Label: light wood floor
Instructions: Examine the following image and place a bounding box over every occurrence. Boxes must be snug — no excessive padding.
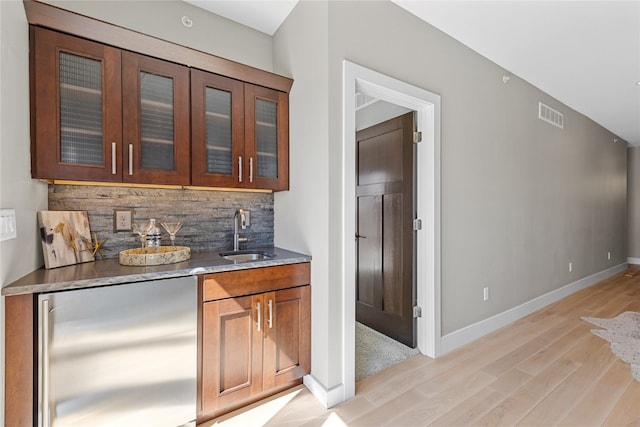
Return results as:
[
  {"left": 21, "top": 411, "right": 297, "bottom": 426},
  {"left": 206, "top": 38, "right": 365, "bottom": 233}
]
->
[{"left": 207, "top": 268, "right": 640, "bottom": 426}]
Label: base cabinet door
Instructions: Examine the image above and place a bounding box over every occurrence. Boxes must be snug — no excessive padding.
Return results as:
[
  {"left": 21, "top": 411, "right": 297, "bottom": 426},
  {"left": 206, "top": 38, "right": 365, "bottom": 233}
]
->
[
  {"left": 201, "top": 295, "right": 263, "bottom": 414},
  {"left": 263, "top": 286, "right": 311, "bottom": 389}
]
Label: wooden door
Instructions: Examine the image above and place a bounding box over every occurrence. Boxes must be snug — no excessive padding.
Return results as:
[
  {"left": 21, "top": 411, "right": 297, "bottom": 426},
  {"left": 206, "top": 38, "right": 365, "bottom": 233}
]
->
[
  {"left": 122, "top": 52, "right": 190, "bottom": 185},
  {"left": 31, "top": 27, "right": 122, "bottom": 181},
  {"left": 201, "top": 295, "right": 263, "bottom": 415},
  {"left": 244, "top": 85, "right": 289, "bottom": 191},
  {"left": 191, "top": 70, "right": 245, "bottom": 187},
  {"left": 356, "top": 112, "right": 416, "bottom": 347},
  {"left": 263, "top": 286, "right": 311, "bottom": 389}
]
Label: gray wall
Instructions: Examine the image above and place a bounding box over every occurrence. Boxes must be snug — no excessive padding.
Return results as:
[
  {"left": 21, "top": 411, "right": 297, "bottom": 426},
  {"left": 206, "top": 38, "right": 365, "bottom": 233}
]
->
[
  {"left": 273, "top": 0, "right": 333, "bottom": 390},
  {"left": 41, "top": 0, "right": 274, "bottom": 72},
  {"left": 628, "top": 147, "right": 640, "bottom": 259},
  {"left": 0, "top": 3, "right": 48, "bottom": 286},
  {"left": 274, "top": 0, "right": 627, "bottom": 391},
  {"left": 331, "top": 0, "right": 627, "bottom": 332}
]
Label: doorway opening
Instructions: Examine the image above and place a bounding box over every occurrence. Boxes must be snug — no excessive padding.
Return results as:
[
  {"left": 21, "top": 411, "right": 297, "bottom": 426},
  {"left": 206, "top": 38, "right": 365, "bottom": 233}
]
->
[
  {"left": 354, "top": 110, "right": 419, "bottom": 380},
  {"left": 342, "top": 60, "right": 441, "bottom": 401}
]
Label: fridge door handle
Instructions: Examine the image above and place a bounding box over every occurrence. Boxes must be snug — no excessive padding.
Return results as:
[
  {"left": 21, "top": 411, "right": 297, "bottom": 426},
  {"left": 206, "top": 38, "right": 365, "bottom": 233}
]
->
[{"left": 39, "top": 298, "right": 50, "bottom": 427}]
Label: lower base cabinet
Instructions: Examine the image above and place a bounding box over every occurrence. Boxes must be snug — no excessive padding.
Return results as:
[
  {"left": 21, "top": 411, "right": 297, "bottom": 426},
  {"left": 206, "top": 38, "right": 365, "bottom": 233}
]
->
[{"left": 198, "top": 263, "right": 311, "bottom": 422}]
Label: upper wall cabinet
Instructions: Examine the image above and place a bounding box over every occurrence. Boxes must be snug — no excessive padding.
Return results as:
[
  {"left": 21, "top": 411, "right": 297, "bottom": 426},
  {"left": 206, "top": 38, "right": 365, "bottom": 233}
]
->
[
  {"left": 122, "top": 52, "right": 190, "bottom": 185},
  {"left": 191, "top": 71, "right": 289, "bottom": 191},
  {"left": 27, "top": 0, "right": 293, "bottom": 192},
  {"left": 244, "top": 85, "right": 289, "bottom": 191},
  {"left": 31, "top": 27, "right": 191, "bottom": 185}
]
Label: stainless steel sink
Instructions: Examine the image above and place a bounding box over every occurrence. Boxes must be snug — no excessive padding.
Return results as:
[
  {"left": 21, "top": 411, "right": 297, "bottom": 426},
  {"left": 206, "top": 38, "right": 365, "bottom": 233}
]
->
[{"left": 219, "top": 250, "right": 276, "bottom": 262}]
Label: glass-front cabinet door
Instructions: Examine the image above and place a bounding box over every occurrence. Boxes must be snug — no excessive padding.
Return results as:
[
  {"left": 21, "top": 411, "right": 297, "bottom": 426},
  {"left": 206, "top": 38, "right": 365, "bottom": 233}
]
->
[
  {"left": 122, "top": 52, "right": 190, "bottom": 185},
  {"left": 244, "top": 86, "right": 289, "bottom": 191},
  {"left": 32, "top": 27, "right": 122, "bottom": 181},
  {"left": 191, "top": 71, "right": 244, "bottom": 187},
  {"left": 31, "top": 27, "right": 289, "bottom": 190}
]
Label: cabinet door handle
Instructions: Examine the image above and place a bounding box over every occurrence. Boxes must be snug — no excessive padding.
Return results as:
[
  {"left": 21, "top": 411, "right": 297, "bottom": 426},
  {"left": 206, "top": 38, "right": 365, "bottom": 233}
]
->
[
  {"left": 256, "top": 301, "right": 261, "bottom": 332},
  {"left": 238, "top": 156, "right": 243, "bottom": 183},
  {"left": 39, "top": 298, "right": 50, "bottom": 427},
  {"left": 128, "top": 144, "right": 134, "bottom": 176},
  {"left": 267, "top": 299, "right": 273, "bottom": 329},
  {"left": 111, "top": 142, "right": 117, "bottom": 175},
  {"left": 249, "top": 157, "right": 254, "bottom": 183}
]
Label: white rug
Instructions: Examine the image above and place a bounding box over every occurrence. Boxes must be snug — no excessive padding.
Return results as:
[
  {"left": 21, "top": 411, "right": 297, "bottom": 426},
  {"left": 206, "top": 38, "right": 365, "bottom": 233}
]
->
[
  {"left": 582, "top": 311, "right": 640, "bottom": 382},
  {"left": 355, "top": 322, "right": 419, "bottom": 381}
]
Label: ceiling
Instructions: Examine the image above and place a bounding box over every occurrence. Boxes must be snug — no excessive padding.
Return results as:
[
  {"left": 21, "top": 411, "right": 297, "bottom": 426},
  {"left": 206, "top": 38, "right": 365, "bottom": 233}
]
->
[{"left": 184, "top": 1, "right": 640, "bottom": 146}]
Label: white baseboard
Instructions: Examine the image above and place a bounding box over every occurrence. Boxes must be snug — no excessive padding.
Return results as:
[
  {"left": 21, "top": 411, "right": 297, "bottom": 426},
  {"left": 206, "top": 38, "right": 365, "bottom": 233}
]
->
[
  {"left": 627, "top": 257, "right": 640, "bottom": 265},
  {"left": 303, "top": 374, "right": 345, "bottom": 409},
  {"left": 439, "top": 263, "right": 627, "bottom": 356}
]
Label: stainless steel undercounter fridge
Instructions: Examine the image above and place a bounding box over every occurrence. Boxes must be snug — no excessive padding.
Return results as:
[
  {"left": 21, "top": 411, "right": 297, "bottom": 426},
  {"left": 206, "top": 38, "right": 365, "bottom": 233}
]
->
[{"left": 37, "top": 276, "right": 197, "bottom": 427}]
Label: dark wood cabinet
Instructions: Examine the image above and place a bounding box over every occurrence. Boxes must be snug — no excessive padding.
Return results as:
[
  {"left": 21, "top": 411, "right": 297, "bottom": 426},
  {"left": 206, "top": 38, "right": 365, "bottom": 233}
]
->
[
  {"left": 199, "top": 263, "right": 310, "bottom": 422},
  {"left": 191, "top": 71, "right": 245, "bottom": 188},
  {"left": 244, "top": 85, "right": 289, "bottom": 191},
  {"left": 31, "top": 27, "right": 190, "bottom": 185},
  {"left": 201, "top": 294, "right": 264, "bottom": 411},
  {"left": 31, "top": 27, "right": 122, "bottom": 182},
  {"left": 122, "top": 52, "right": 190, "bottom": 185},
  {"left": 31, "top": 22, "right": 290, "bottom": 191},
  {"left": 262, "top": 286, "right": 311, "bottom": 388},
  {"left": 191, "top": 70, "right": 289, "bottom": 190}
]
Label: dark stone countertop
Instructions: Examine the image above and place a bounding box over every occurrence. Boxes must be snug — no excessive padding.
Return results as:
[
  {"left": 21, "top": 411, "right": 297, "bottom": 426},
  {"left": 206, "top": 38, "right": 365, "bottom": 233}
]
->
[{"left": 2, "top": 246, "right": 311, "bottom": 296}]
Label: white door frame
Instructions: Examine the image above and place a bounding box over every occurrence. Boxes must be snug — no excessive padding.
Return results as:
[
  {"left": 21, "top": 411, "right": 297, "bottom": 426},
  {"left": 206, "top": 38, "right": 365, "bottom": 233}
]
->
[{"left": 342, "top": 60, "right": 441, "bottom": 402}]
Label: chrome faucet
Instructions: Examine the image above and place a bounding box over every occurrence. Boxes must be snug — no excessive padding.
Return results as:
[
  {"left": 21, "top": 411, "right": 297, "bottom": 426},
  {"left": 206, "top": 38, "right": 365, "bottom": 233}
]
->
[{"left": 233, "top": 208, "right": 249, "bottom": 251}]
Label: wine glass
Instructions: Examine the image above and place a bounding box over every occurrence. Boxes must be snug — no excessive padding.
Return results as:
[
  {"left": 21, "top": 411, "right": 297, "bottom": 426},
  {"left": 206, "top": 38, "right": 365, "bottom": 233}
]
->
[
  {"left": 132, "top": 220, "right": 152, "bottom": 248},
  {"left": 161, "top": 221, "right": 183, "bottom": 246}
]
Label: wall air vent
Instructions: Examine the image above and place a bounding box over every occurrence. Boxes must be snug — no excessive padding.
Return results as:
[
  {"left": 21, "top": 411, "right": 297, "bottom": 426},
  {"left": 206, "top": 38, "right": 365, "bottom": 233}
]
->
[{"left": 538, "top": 102, "right": 564, "bottom": 129}]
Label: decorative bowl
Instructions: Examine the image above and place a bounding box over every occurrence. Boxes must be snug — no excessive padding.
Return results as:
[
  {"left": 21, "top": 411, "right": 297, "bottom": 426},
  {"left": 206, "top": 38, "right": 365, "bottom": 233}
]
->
[{"left": 119, "top": 246, "right": 191, "bottom": 266}]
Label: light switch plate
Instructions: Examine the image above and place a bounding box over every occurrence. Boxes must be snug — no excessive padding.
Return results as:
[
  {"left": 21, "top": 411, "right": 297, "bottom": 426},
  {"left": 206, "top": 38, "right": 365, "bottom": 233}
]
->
[
  {"left": 114, "top": 209, "right": 133, "bottom": 232},
  {"left": 0, "top": 209, "right": 17, "bottom": 241}
]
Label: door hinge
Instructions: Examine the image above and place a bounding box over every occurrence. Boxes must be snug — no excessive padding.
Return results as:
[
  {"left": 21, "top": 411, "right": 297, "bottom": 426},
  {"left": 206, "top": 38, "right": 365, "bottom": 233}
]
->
[
  {"left": 413, "top": 306, "right": 422, "bottom": 318},
  {"left": 413, "top": 218, "right": 422, "bottom": 231},
  {"left": 413, "top": 131, "right": 422, "bottom": 143}
]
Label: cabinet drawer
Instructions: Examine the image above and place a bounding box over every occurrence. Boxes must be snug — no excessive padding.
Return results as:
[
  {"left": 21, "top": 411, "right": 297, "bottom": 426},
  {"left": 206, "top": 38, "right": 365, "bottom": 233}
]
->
[{"left": 201, "top": 263, "right": 310, "bottom": 302}]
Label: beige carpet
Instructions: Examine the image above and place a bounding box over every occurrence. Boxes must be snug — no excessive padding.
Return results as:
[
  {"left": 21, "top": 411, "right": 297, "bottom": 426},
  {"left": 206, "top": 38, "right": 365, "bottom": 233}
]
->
[
  {"left": 582, "top": 311, "right": 640, "bottom": 382},
  {"left": 355, "top": 322, "right": 419, "bottom": 381}
]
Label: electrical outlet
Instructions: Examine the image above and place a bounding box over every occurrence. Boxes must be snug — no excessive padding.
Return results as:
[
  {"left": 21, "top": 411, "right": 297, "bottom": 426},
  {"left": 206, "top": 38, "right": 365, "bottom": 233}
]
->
[
  {"left": 569, "top": 262, "right": 573, "bottom": 272},
  {"left": 114, "top": 209, "right": 133, "bottom": 232},
  {"left": 608, "top": 251, "right": 611, "bottom": 260},
  {"left": 483, "top": 287, "right": 489, "bottom": 301}
]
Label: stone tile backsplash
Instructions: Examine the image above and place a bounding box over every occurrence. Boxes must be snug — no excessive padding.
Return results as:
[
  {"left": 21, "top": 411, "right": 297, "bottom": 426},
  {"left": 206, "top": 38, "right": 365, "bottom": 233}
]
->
[{"left": 48, "top": 185, "right": 274, "bottom": 259}]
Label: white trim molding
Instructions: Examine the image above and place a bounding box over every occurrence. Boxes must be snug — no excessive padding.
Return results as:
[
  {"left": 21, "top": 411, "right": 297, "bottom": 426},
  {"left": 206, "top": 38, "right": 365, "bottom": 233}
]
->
[
  {"left": 440, "top": 263, "right": 628, "bottom": 355},
  {"left": 627, "top": 257, "right": 640, "bottom": 265},
  {"left": 342, "top": 60, "right": 442, "bottom": 404},
  {"left": 303, "top": 375, "right": 344, "bottom": 409}
]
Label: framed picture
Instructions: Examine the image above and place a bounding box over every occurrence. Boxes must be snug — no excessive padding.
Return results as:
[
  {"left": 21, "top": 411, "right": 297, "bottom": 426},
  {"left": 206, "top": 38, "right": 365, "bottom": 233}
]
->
[{"left": 38, "top": 210, "right": 95, "bottom": 269}]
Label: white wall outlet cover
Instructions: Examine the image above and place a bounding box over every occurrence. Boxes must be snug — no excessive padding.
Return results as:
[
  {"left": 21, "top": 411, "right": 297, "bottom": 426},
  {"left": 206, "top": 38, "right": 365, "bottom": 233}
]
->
[{"left": 0, "top": 208, "right": 17, "bottom": 241}]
